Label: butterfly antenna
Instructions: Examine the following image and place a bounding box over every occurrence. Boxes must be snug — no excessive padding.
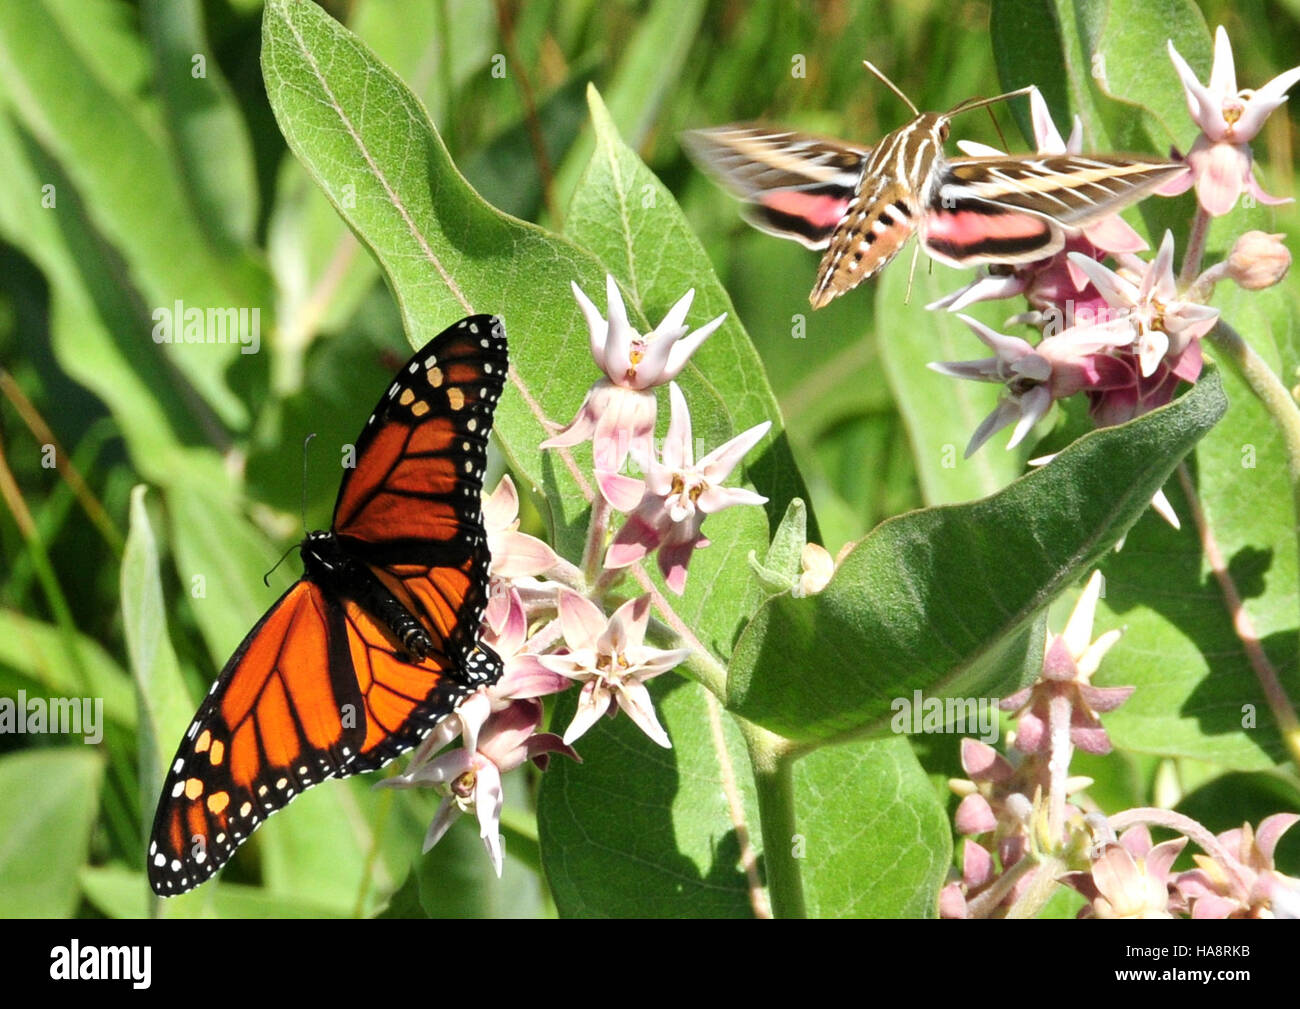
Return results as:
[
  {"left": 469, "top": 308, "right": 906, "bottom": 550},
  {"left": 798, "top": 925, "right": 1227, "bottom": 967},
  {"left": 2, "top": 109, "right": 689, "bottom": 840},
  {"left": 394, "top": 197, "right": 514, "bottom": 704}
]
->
[
  {"left": 862, "top": 60, "right": 918, "bottom": 116},
  {"left": 301, "top": 432, "right": 316, "bottom": 534},
  {"left": 262, "top": 542, "right": 298, "bottom": 587}
]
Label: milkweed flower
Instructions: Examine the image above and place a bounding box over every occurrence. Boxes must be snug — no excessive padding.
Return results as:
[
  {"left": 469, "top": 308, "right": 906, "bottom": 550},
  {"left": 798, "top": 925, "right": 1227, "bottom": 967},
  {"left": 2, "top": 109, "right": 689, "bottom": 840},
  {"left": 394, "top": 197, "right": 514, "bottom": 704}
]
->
[
  {"left": 1069, "top": 231, "right": 1219, "bottom": 378},
  {"left": 482, "top": 474, "right": 561, "bottom": 633},
  {"left": 1000, "top": 571, "right": 1132, "bottom": 756},
  {"left": 1164, "top": 26, "right": 1300, "bottom": 215},
  {"left": 604, "top": 382, "right": 770, "bottom": 592},
  {"left": 928, "top": 314, "right": 1134, "bottom": 456},
  {"left": 1063, "top": 826, "right": 1187, "bottom": 919},
  {"left": 541, "top": 276, "right": 726, "bottom": 480},
  {"left": 382, "top": 698, "right": 577, "bottom": 877},
  {"left": 537, "top": 591, "right": 690, "bottom": 748},
  {"left": 1174, "top": 814, "right": 1300, "bottom": 918}
]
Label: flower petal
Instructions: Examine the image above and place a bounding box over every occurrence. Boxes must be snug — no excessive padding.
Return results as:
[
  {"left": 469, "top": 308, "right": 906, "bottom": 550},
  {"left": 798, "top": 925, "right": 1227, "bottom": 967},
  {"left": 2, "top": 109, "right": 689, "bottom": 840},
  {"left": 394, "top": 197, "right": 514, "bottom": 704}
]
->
[
  {"left": 572, "top": 280, "right": 610, "bottom": 372},
  {"left": 555, "top": 587, "right": 608, "bottom": 649},
  {"left": 697, "top": 421, "right": 772, "bottom": 483},
  {"left": 614, "top": 679, "right": 672, "bottom": 748}
]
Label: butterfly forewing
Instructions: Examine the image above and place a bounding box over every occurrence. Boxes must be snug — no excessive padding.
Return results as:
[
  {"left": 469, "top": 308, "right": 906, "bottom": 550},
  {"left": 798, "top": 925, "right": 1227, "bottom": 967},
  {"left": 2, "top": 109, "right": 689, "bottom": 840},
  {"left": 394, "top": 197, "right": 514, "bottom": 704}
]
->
[{"left": 148, "top": 315, "right": 508, "bottom": 896}]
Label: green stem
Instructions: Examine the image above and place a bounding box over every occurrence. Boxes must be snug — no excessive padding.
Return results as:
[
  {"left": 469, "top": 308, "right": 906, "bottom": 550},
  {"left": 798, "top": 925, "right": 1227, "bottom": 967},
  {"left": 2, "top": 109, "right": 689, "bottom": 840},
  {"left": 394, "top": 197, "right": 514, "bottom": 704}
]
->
[
  {"left": 1204, "top": 319, "right": 1300, "bottom": 765},
  {"left": 742, "top": 721, "right": 805, "bottom": 919}
]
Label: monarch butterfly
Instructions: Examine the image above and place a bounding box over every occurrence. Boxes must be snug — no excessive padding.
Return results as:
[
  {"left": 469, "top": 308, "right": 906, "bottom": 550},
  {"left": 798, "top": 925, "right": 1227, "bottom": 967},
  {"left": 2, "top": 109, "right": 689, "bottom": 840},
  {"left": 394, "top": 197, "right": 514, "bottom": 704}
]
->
[{"left": 147, "top": 315, "right": 508, "bottom": 896}]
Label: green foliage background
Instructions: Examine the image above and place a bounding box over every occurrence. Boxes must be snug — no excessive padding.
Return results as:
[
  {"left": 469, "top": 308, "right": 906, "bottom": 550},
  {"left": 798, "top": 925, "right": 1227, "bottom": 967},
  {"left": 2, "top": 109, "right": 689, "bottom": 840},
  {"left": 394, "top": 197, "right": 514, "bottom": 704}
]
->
[{"left": 0, "top": 0, "right": 1297, "bottom": 918}]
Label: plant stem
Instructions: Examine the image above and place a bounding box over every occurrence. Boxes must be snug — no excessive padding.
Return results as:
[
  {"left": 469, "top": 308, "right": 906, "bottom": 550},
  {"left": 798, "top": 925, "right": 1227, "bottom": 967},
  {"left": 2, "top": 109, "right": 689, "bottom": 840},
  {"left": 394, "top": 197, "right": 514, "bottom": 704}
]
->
[
  {"left": 742, "top": 721, "right": 805, "bottom": 919},
  {"left": 580, "top": 493, "right": 611, "bottom": 586},
  {"left": 1202, "top": 319, "right": 1300, "bottom": 765},
  {"left": 1179, "top": 206, "right": 1212, "bottom": 288}
]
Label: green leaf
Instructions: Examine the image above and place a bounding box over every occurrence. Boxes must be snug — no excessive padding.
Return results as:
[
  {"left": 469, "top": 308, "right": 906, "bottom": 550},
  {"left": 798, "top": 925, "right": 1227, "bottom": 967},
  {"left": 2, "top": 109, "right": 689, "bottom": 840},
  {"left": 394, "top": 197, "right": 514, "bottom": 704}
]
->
[
  {"left": 142, "top": 0, "right": 259, "bottom": 249},
  {"left": 796, "top": 738, "right": 951, "bottom": 918},
  {"left": 749, "top": 498, "right": 808, "bottom": 594},
  {"left": 727, "top": 371, "right": 1227, "bottom": 742},
  {"left": 0, "top": 609, "right": 135, "bottom": 730},
  {"left": 0, "top": 750, "right": 103, "bottom": 917},
  {"left": 121, "top": 485, "right": 194, "bottom": 836},
  {"left": 539, "top": 676, "right": 760, "bottom": 917},
  {"left": 1095, "top": 359, "right": 1300, "bottom": 768}
]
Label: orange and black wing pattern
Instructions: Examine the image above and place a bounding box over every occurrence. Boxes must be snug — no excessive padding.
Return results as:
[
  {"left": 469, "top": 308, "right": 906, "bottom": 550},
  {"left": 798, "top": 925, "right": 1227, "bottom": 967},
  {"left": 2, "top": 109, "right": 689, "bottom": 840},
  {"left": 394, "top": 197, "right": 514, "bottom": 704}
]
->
[{"left": 148, "top": 315, "right": 508, "bottom": 896}]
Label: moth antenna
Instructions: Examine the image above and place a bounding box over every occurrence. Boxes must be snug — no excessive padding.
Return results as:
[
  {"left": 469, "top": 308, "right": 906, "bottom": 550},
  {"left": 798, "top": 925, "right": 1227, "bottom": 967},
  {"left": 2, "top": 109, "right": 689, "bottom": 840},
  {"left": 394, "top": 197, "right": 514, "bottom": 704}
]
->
[
  {"left": 862, "top": 60, "right": 919, "bottom": 116},
  {"left": 945, "top": 86, "right": 1035, "bottom": 123}
]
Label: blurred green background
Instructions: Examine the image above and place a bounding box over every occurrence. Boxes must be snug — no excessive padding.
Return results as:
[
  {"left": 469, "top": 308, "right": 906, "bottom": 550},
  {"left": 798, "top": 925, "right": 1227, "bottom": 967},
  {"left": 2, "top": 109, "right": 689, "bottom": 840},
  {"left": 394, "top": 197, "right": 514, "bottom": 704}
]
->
[{"left": 0, "top": 0, "right": 1297, "bottom": 917}]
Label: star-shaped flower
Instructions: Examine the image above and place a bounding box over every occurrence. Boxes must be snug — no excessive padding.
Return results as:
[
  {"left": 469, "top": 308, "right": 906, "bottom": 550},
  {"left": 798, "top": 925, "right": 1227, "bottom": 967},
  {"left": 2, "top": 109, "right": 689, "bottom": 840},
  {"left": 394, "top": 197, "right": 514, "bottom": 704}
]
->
[
  {"left": 1063, "top": 826, "right": 1186, "bottom": 919},
  {"left": 482, "top": 474, "right": 560, "bottom": 634},
  {"left": 541, "top": 276, "right": 726, "bottom": 479},
  {"left": 1001, "top": 571, "right": 1133, "bottom": 755},
  {"left": 603, "top": 382, "right": 770, "bottom": 593},
  {"left": 383, "top": 699, "right": 577, "bottom": 877},
  {"left": 1068, "top": 231, "right": 1219, "bottom": 378},
  {"left": 928, "top": 314, "right": 1134, "bottom": 456},
  {"left": 538, "top": 591, "right": 690, "bottom": 748},
  {"left": 1164, "top": 27, "right": 1300, "bottom": 215}
]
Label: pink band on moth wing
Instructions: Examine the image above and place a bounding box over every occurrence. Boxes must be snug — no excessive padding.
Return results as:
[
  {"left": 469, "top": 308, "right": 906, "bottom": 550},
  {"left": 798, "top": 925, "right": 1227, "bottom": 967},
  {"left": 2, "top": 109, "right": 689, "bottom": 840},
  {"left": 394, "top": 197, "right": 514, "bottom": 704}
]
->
[
  {"left": 924, "top": 209, "right": 1052, "bottom": 247},
  {"left": 759, "top": 190, "right": 851, "bottom": 229}
]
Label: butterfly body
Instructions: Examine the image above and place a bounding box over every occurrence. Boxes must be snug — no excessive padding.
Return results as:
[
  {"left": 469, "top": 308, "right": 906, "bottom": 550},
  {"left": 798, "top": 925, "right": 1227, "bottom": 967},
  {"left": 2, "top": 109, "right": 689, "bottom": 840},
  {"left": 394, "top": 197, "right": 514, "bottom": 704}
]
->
[
  {"left": 148, "top": 315, "right": 507, "bottom": 896},
  {"left": 685, "top": 92, "right": 1186, "bottom": 308}
]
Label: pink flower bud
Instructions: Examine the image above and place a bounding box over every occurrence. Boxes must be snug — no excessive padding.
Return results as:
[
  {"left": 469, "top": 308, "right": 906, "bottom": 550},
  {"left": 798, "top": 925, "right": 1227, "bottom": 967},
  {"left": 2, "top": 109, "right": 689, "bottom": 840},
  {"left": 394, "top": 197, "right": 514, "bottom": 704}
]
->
[{"left": 1227, "top": 231, "right": 1291, "bottom": 291}]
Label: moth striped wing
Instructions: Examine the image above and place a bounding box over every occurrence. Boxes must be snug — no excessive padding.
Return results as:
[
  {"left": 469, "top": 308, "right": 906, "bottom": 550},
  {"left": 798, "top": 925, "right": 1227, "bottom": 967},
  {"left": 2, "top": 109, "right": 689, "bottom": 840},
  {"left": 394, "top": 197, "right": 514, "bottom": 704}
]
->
[
  {"left": 682, "top": 125, "right": 868, "bottom": 249},
  {"left": 923, "top": 154, "right": 1187, "bottom": 266}
]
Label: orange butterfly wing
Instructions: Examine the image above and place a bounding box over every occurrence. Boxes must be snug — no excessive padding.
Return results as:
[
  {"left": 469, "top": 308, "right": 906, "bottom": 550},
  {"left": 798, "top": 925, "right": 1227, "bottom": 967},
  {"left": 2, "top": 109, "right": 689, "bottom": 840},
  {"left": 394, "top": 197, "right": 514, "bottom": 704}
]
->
[{"left": 148, "top": 316, "right": 508, "bottom": 896}]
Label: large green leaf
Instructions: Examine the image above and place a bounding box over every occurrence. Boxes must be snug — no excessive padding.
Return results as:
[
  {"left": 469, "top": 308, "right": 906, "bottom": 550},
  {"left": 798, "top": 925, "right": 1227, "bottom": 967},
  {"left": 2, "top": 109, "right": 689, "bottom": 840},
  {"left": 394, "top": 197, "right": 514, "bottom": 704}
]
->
[
  {"left": 120, "top": 486, "right": 195, "bottom": 837},
  {"left": 563, "top": 85, "right": 811, "bottom": 645},
  {"left": 0, "top": 750, "right": 103, "bottom": 917},
  {"left": 796, "top": 738, "right": 951, "bottom": 918},
  {"left": 539, "top": 675, "right": 762, "bottom": 917},
  {"left": 0, "top": 0, "right": 270, "bottom": 429},
  {"left": 727, "top": 371, "right": 1227, "bottom": 741}
]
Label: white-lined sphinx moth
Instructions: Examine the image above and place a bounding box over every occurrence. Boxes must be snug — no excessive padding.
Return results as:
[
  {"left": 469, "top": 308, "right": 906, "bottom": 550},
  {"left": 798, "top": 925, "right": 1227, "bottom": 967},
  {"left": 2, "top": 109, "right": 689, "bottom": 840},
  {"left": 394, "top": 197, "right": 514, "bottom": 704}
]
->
[{"left": 684, "top": 63, "right": 1187, "bottom": 308}]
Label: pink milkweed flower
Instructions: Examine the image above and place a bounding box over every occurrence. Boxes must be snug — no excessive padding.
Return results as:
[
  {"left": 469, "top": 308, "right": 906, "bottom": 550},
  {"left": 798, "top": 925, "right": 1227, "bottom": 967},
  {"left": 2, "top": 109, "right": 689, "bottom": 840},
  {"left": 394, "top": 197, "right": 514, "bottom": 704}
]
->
[
  {"left": 538, "top": 591, "right": 690, "bottom": 748},
  {"left": 1063, "top": 826, "right": 1186, "bottom": 919},
  {"left": 541, "top": 275, "right": 727, "bottom": 479},
  {"left": 1068, "top": 231, "right": 1219, "bottom": 378},
  {"left": 1001, "top": 571, "right": 1133, "bottom": 756},
  {"left": 603, "top": 382, "right": 770, "bottom": 593},
  {"left": 928, "top": 314, "right": 1134, "bottom": 456},
  {"left": 482, "top": 474, "right": 561, "bottom": 634},
  {"left": 1164, "top": 27, "right": 1300, "bottom": 215},
  {"left": 1175, "top": 814, "right": 1300, "bottom": 918},
  {"left": 383, "top": 699, "right": 578, "bottom": 877}
]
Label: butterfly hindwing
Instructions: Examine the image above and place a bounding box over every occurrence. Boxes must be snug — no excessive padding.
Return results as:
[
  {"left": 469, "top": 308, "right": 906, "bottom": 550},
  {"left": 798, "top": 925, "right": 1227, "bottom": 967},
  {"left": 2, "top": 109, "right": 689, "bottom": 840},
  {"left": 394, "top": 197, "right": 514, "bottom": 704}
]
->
[
  {"left": 148, "top": 315, "right": 508, "bottom": 896},
  {"left": 147, "top": 581, "right": 363, "bottom": 895}
]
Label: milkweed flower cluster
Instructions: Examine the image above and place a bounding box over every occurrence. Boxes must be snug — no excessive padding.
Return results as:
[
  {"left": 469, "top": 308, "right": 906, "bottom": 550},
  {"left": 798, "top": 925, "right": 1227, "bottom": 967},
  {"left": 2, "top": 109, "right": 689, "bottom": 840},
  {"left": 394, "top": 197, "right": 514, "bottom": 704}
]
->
[
  {"left": 940, "top": 573, "right": 1300, "bottom": 919},
  {"left": 928, "top": 32, "right": 1293, "bottom": 462},
  {"left": 388, "top": 275, "right": 770, "bottom": 875}
]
